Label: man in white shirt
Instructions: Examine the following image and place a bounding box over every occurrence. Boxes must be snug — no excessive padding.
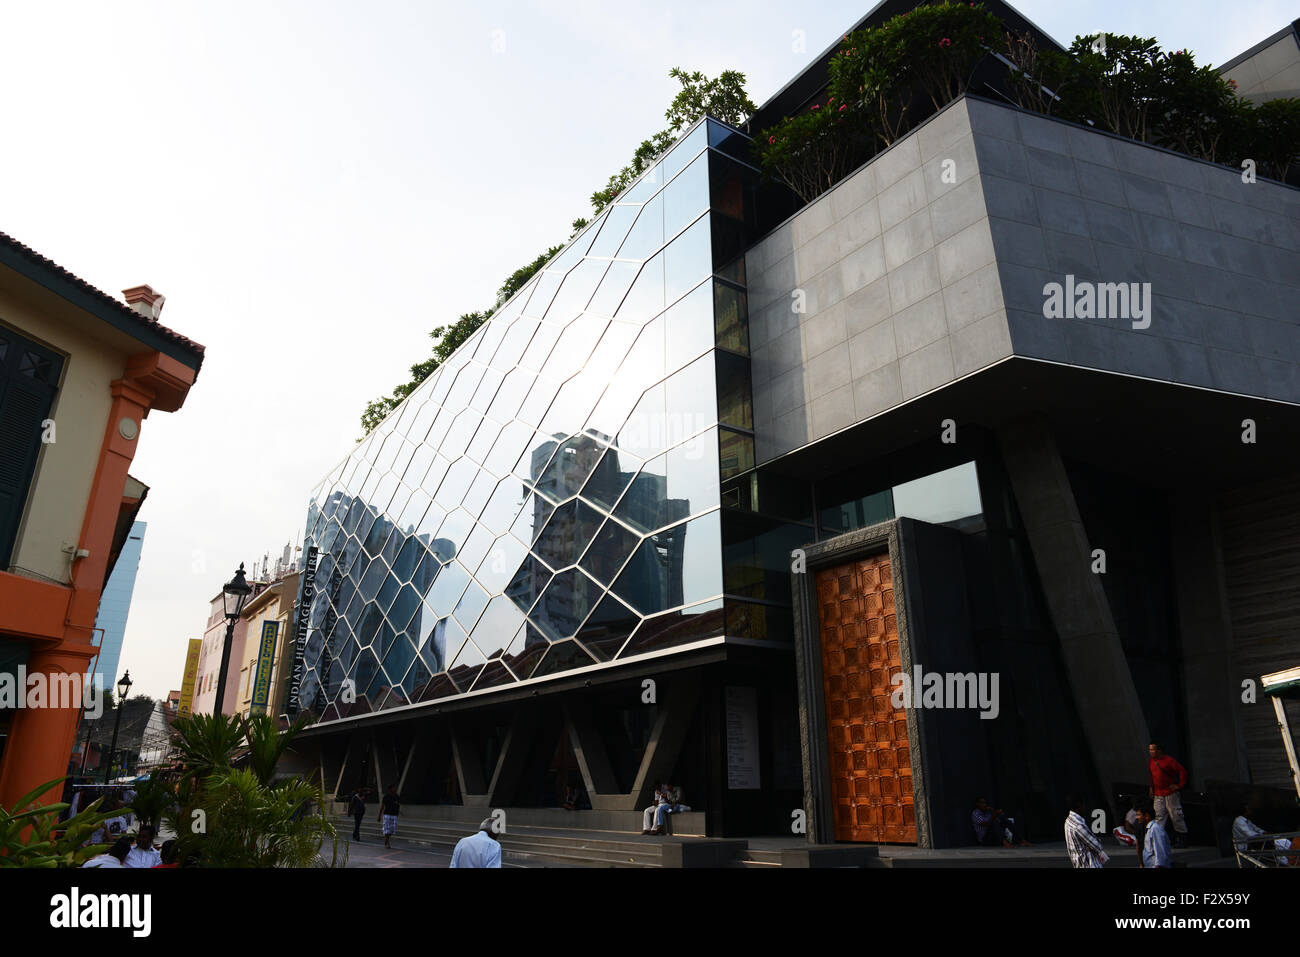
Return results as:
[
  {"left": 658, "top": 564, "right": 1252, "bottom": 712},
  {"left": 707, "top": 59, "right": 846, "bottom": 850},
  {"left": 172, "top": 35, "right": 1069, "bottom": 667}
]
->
[
  {"left": 125, "top": 825, "right": 162, "bottom": 869},
  {"left": 1064, "top": 795, "right": 1108, "bottom": 868},
  {"left": 83, "top": 837, "right": 132, "bottom": 868},
  {"left": 450, "top": 818, "right": 502, "bottom": 868}
]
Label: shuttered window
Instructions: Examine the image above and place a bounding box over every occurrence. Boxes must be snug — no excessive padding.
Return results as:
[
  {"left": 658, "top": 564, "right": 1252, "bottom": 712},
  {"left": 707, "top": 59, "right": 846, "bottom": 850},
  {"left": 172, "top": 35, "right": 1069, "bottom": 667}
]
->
[{"left": 0, "top": 325, "right": 63, "bottom": 568}]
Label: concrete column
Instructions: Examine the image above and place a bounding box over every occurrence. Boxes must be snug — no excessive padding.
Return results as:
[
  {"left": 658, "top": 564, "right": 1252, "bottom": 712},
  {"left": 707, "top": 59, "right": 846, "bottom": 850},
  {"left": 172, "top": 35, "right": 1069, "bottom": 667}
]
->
[
  {"left": 564, "top": 699, "right": 622, "bottom": 810},
  {"left": 623, "top": 674, "right": 701, "bottom": 812},
  {"left": 486, "top": 708, "right": 538, "bottom": 806},
  {"left": 450, "top": 720, "right": 489, "bottom": 807},
  {"left": 997, "top": 417, "right": 1149, "bottom": 799},
  {"left": 1171, "top": 492, "right": 1248, "bottom": 785}
]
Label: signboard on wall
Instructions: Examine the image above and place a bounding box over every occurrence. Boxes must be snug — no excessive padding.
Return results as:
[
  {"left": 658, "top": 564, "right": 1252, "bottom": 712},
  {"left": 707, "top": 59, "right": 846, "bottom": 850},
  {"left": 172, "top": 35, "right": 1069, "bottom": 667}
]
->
[
  {"left": 286, "top": 545, "right": 318, "bottom": 718},
  {"left": 726, "top": 685, "right": 761, "bottom": 790},
  {"left": 177, "top": 639, "right": 202, "bottom": 718},
  {"left": 249, "top": 620, "right": 280, "bottom": 715}
]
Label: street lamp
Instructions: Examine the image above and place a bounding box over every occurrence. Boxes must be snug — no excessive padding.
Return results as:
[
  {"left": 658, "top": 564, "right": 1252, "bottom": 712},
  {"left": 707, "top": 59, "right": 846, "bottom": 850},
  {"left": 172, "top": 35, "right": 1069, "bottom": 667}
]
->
[
  {"left": 103, "top": 670, "right": 132, "bottom": 784},
  {"left": 213, "top": 563, "right": 252, "bottom": 718}
]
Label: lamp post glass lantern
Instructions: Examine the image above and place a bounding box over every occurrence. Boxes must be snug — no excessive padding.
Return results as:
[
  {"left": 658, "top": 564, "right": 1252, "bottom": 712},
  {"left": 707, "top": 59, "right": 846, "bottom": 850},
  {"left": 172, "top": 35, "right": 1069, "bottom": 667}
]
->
[
  {"left": 214, "top": 563, "right": 252, "bottom": 718},
  {"left": 104, "top": 669, "right": 132, "bottom": 784}
]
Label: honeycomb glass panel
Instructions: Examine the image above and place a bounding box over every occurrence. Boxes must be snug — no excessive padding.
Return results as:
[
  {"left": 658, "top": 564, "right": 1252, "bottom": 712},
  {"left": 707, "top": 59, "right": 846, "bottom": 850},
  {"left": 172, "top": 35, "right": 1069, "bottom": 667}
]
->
[
  {"left": 612, "top": 510, "right": 723, "bottom": 615},
  {"left": 532, "top": 568, "right": 603, "bottom": 641},
  {"left": 296, "top": 118, "right": 731, "bottom": 725},
  {"left": 534, "top": 499, "right": 603, "bottom": 571}
]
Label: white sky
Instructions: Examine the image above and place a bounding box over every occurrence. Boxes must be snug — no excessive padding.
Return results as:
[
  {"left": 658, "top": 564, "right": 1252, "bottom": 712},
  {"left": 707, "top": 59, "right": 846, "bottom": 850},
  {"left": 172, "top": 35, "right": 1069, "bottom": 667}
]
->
[{"left": 0, "top": 0, "right": 1288, "bottom": 699}]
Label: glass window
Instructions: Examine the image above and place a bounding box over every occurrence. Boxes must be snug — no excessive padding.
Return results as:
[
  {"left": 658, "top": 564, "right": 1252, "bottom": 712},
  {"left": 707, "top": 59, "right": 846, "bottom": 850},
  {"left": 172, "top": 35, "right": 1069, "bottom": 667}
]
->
[
  {"left": 664, "top": 353, "right": 717, "bottom": 446},
  {"left": 522, "top": 267, "right": 564, "bottom": 320},
  {"left": 666, "top": 428, "right": 720, "bottom": 519},
  {"left": 716, "top": 352, "right": 753, "bottom": 430},
  {"left": 664, "top": 280, "right": 713, "bottom": 371},
  {"left": 425, "top": 560, "right": 470, "bottom": 615},
  {"left": 579, "top": 445, "right": 640, "bottom": 513},
  {"left": 612, "top": 509, "right": 723, "bottom": 615},
  {"left": 510, "top": 493, "right": 555, "bottom": 547},
  {"left": 505, "top": 555, "right": 552, "bottom": 614},
  {"left": 586, "top": 260, "right": 639, "bottom": 318},
  {"left": 495, "top": 318, "right": 540, "bottom": 368},
  {"left": 465, "top": 417, "right": 504, "bottom": 466},
  {"left": 661, "top": 122, "right": 708, "bottom": 183},
  {"left": 893, "top": 461, "right": 984, "bottom": 527},
  {"left": 575, "top": 593, "right": 641, "bottom": 661},
  {"left": 719, "top": 429, "right": 754, "bottom": 481},
  {"left": 663, "top": 152, "right": 710, "bottom": 242},
  {"left": 434, "top": 508, "right": 475, "bottom": 558},
  {"left": 587, "top": 204, "right": 640, "bottom": 259},
  {"left": 664, "top": 216, "right": 711, "bottom": 308},
  {"left": 478, "top": 476, "right": 529, "bottom": 531},
  {"left": 474, "top": 533, "right": 528, "bottom": 595},
  {"left": 532, "top": 569, "right": 603, "bottom": 642},
  {"left": 714, "top": 282, "right": 750, "bottom": 355},
  {"left": 502, "top": 624, "right": 550, "bottom": 681},
  {"left": 531, "top": 640, "right": 597, "bottom": 678},
  {"left": 458, "top": 521, "right": 496, "bottom": 574},
  {"left": 618, "top": 384, "right": 666, "bottom": 462},
  {"left": 454, "top": 579, "right": 490, "bottom": 632},
  {"left": 616, "top": 161, "right": 664, "bottom": 206},
  {"left": 526, "top": 432, "right": 599, "bottom": 503},
  {"left": 487, "top": 368, "right": 537, "bottom": 423},
  {"left": 617, "top": 193, "right": 664, "bottom": 262},
  {"left": 579, "top": 517, "right": 641, "bottom": 587},
  {"left": 543, "top": 259, "right": 608, "bottom": 324},
  {"left": 619, "top": 597, "right": 724, "bottom": 657},
  {"left": 534, "top": 499, "right": 603, "bottom": 571},
  {"left": 469, "top": 366, "right": 505, "bottom": 414},
  {"left": 615, "top": 254, "right": 665, "bottom": 325}
]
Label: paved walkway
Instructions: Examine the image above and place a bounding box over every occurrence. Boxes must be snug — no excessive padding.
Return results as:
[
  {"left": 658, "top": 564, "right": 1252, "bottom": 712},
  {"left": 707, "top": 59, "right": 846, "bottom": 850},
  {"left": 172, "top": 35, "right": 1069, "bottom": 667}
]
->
[{"left": 340, "top": 836, "right": 543, "bottom": 868}]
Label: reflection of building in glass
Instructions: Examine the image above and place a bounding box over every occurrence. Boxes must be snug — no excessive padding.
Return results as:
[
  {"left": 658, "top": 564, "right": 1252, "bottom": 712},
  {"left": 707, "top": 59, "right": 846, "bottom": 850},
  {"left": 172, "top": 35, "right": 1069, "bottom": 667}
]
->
[{"left": 290, "top": 1, "right": 1300, "bottom": 849}]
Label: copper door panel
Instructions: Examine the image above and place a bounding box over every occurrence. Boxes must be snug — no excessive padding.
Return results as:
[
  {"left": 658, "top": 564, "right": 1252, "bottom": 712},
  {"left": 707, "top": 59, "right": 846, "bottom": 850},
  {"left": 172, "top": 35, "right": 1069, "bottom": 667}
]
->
[{"left": 816, "top": 555, "right": 916, "bottom": 843}]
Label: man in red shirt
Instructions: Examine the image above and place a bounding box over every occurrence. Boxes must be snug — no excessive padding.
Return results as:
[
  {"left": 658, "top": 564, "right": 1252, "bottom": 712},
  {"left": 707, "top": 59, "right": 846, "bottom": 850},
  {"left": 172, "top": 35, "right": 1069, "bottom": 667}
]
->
[{"left": 1148, "top": 742, "right": 1189, "bottom": 848}]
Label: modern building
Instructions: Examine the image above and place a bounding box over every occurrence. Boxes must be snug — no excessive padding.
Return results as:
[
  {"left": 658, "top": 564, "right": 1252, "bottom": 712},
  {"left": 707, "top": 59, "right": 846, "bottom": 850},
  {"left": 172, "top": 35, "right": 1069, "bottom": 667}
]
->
[
  {"left": 290, "top": 2, "right": 1300, "bottom": 846},
  {"left": 0, "top": 234, "right": 203, "bottom": 810},
  {"left": 88, "top": 519, "right": 147, "bottom": 693}
]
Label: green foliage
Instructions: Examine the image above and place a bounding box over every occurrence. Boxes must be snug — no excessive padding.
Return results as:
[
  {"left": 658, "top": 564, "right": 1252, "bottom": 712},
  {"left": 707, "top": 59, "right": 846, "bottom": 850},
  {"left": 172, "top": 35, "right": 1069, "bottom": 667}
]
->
[
  {"left": 172, "top": 768, "right": 339, "bottom": 869},
  {"left": 757, "top": 103, "right": 868, "bottom": 203},
  {"left": 241, "top": 712, "right": 314, "bottom": 787},
  {"left": 1249, "top": 97, "right": 1300, "bottom": 181},
  {"left": 169, "top": 712, "right": 246, "bottom": 792},
  {"left": 497, "top": 246, "right": 564, "bottom": 307},
  {"left": 591, "top": 68, "right": 757, "bottom": 214},
  {"left": 163, "top": 712, "right": 339, "bottom": 867},
  {"left": 0, "top": 777, "right": 113, "bottom": 868},
  {"left": 664, "top": 67, "right": 757, "bottom": 132},
  {"left": 128, "top": 773, "right": 176, "bottom": 833}
]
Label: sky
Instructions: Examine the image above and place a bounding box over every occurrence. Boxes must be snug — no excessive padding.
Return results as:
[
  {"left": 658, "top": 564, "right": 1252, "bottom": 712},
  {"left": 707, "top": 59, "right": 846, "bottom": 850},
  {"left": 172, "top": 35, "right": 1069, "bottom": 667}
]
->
[{"left": 0, "top": 0, "right": 1290, "bottom": 699}]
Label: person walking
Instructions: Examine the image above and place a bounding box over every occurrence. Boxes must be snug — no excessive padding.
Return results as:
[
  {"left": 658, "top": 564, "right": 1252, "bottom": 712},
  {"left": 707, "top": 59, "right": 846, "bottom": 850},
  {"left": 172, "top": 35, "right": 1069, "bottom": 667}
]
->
[
  {"left": 1147, "top": 742, "right": 1189, "bottom": 848},
  {"left": 1063, "top": 795, "right": 1108, "bottom": 868},
  {"left": 378, "top": 785, "right": 400, "bottom": 850},
  {"left": 348, "top": 787, "right": 367, "bottom": 842},
  {"left": 450, "top": 818, "right": 502, "bottom": 868}
]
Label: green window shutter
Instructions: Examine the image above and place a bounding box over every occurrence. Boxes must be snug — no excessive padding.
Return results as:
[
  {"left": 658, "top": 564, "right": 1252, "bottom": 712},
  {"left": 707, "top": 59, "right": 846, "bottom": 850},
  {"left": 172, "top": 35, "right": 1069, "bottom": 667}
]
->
[{"left": 0, "top": 326, "right": 63, "bottom": 568}]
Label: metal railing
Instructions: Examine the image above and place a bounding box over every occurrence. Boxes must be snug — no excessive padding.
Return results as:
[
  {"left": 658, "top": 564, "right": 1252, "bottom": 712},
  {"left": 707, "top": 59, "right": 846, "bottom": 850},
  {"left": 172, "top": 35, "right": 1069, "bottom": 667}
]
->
[{"left": 1234, "top": 829, "right": 1300, "bottom": 867}]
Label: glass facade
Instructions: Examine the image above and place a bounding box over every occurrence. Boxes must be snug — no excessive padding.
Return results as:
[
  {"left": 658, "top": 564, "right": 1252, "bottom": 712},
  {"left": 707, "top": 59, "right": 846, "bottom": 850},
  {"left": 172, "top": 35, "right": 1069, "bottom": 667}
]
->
[{"left": 297, "top": 118, "right": 762, "bottom": 723}]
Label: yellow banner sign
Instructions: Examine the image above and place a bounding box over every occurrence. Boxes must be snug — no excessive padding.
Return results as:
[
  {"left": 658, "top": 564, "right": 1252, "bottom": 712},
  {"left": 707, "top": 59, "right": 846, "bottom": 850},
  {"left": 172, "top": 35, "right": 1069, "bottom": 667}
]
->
[{"left": 177, "top": 638, "right": 202, "bottom": 717}]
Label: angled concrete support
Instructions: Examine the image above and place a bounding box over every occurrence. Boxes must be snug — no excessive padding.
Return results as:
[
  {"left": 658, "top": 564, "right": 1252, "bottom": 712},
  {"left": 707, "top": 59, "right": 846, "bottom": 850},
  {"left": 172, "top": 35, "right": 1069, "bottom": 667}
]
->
[
  {"left": 997, "top": 417, "right": 1149, "bottom": 801},
  {"left": 398, "top": 726, "right": 441, "bottom": 796},
  {"left": 372, "top": 732, "right": 400, "bottom": 795},
  {"left": 564, "top": 700, "right": 622, "bottom": 810},
  {"left": 486, "top": 707, "right": 539, "bottom": 807},
  {"left": 333, "top": 732, "right": 369, "bottom": 796},
  {"left": 619, "top": 673, "right": 702, "bottom": 812},
  {"left": 451, "top": 720, "right": 490, "bottom": 808}
]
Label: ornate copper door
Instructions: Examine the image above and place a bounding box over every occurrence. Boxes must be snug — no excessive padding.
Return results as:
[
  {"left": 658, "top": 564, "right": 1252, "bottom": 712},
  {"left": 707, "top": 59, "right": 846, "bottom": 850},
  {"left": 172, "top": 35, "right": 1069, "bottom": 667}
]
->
[{"left": 816, "top": 554, "right": 915, "bottom": 843}]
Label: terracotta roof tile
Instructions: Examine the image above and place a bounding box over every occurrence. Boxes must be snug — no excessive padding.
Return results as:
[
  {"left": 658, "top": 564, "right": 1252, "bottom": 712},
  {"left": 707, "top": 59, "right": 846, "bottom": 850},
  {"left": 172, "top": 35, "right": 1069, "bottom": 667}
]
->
[{"left": 0, "top": 230, "right": 206, "bottom": 370}]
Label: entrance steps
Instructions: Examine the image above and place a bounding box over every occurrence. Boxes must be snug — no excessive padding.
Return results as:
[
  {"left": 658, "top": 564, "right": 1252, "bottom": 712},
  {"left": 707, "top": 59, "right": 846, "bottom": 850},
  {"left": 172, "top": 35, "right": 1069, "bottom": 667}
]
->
[{"left": 331, "top": 806, "right": 1227, "bottom": 868}]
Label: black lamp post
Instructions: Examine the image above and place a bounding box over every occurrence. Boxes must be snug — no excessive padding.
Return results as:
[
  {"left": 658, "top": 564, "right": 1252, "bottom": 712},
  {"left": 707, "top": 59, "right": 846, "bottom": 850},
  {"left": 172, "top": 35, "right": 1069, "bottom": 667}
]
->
[
  {"left": 103, "top": 670, "right": 132, "bottom": 784},
  {"left": 213, "top": 563, "right": 252, "bottom": 718}
]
